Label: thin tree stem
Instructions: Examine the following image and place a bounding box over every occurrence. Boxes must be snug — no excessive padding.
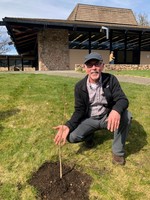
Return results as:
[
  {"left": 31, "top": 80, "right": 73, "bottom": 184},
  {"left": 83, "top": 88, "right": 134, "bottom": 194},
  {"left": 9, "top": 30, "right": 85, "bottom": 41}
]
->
[
  {"left": 59, "top": 143, "right": 62, "bottom": 179},
  {"left": 58, "top": 84, "right": 66, "bottom": 179}
]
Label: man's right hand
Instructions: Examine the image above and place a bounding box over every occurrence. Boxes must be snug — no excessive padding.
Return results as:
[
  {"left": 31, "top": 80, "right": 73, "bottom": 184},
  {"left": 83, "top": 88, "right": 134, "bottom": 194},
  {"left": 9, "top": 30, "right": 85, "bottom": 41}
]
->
[{"left": 53, "top": 125, "right": 70, "bottom": 146}]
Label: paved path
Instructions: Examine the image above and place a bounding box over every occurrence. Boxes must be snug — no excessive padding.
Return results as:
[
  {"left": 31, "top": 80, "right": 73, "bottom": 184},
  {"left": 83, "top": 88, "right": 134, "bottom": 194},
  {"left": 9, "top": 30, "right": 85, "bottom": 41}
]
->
[
  {"left": 1, "top": 70, "right": 150, "bottom": 85},
  {"left": 33, "top": 70, "right": 150, "bottom": 86}
]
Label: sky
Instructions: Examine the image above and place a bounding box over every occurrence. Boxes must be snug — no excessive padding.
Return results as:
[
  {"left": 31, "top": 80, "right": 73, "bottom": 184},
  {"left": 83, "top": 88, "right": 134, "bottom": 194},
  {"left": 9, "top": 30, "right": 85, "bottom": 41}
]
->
[{"left": 0, "top": 0, "right": 150, "bottom": 54}]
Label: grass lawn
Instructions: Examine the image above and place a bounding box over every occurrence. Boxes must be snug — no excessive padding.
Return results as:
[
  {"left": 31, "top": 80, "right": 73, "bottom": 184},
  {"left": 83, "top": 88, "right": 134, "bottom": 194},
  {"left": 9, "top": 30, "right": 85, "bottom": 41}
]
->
[
  {"left": 106, "top": 69, "right": 150, "bottom": 78},
  {"left": 0, "top": 73, "right": 150, "bottom": 200}
]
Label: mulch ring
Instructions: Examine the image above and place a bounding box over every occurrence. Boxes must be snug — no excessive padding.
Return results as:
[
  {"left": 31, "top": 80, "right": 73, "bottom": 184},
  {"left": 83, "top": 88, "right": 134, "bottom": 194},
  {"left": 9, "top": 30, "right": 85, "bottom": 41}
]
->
[{"left": 29, "top": 161, "right": 92, "bottom": 200}]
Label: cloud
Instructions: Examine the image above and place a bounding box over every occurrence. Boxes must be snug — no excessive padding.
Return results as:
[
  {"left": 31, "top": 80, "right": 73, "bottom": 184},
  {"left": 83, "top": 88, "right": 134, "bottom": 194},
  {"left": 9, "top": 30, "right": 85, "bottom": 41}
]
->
[{"left": 0, "top": 0, "right": 71, "bottom": 20}]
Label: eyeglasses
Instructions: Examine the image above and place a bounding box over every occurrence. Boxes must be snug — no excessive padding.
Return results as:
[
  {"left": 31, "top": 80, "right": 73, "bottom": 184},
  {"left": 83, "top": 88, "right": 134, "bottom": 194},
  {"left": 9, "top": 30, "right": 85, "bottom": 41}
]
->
[{"left": 86, "top": 61, "right": 103, "bottom": 68}]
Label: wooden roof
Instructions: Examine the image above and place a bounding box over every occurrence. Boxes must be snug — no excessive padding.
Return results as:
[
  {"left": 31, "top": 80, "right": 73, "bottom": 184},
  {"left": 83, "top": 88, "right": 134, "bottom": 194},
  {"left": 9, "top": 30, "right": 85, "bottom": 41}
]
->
[
  {"left": 2, "top": 4, "right": 150, "bottom": 55},
  {"left": 68, "top": 4, "right": 138, "bottom": 26}
]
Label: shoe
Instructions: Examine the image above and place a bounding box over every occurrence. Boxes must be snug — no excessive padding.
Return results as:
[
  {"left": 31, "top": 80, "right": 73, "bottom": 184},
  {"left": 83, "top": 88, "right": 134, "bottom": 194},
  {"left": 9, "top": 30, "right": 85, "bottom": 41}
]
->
[
  {"left": 112, "top": 153, "right": 125, "bottom": 165},
  {"left": 84, "top": 138, "right": 95, "bottom": 148}
]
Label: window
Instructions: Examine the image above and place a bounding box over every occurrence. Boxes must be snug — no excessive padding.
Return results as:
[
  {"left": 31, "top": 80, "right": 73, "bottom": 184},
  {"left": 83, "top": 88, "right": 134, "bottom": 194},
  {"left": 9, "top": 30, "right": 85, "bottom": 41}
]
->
[{"left": 0, "top": 59, "right": 7, "bottom": 67}]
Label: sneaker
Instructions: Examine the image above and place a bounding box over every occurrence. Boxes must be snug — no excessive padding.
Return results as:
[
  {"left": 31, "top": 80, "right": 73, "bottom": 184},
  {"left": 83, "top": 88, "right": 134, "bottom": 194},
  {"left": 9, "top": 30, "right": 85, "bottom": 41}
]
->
[{"left": 112, "top": 153, "right": 125, "bottom": 165}]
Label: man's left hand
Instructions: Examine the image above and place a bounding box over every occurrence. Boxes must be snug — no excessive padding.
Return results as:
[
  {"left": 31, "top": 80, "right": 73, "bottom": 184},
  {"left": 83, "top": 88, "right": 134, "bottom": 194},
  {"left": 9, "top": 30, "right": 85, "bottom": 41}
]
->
[{"left": 106, "top": 110, "right": 121, "bottom": 132}]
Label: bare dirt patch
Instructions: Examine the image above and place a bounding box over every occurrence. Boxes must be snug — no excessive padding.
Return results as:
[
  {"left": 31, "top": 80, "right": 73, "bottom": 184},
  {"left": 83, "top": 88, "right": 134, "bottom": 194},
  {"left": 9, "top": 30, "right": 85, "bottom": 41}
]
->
[{"left": 29, "top": 162, "right": 92, "bottom": 200}]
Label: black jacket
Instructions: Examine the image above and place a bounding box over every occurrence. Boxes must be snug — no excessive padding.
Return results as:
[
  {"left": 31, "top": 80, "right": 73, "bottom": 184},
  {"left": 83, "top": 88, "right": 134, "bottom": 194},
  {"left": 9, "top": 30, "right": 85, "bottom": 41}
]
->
[{"left": 66, "top": 72, "right": 129, "bottom": 132}]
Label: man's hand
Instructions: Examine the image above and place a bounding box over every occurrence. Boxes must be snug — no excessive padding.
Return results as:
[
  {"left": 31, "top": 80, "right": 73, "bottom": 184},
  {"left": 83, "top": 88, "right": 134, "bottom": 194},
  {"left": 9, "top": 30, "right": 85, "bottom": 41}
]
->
[
  {"left": 106, "top": 110, "right": 121, "bottom": 132},
  {"left": 53, "top": 125, "right": 70, "bottom": 145}
]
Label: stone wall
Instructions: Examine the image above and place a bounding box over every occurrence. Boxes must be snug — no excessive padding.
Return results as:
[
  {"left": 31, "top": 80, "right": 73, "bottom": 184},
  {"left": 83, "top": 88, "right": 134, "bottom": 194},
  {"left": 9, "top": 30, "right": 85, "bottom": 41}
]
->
[
  {"left": 38, "top": 29, "right": 69, "bottom": 70},
  {"left": 105, "top": 64, "right": 150, "bottom": 70},
  {"left": 75, "top": 64, "right": 150, "bottom": 72},
  {"left": 0, "top": 67, "right": 8, "bottom": 71},
  {"left": 0, "top": 66, "right": 35, "bottom": 71}
]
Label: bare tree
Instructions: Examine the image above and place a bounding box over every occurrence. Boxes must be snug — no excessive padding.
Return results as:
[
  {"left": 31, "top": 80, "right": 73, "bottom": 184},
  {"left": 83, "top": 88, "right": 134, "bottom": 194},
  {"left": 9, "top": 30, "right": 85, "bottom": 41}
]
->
[
  {"left": 0, "top": 27, "right": 11, "bottom": 54},
  {"left": 135, "top": 12, "right": 150, "bottom": 26}
]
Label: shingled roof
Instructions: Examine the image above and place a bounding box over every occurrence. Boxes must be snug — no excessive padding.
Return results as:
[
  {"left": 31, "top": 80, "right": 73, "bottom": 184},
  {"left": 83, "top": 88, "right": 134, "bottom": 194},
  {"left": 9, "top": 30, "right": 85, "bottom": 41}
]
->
[{"left": 67, "top": 4, "right": 138, "bottom": 26}]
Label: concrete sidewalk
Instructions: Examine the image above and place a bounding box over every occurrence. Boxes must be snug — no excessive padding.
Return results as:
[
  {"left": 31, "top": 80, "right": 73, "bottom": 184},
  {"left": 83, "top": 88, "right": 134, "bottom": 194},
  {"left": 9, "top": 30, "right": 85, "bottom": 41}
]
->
[
  {"left": 33, "top": 70, "right": 150, "bottom": 86},
  {"left": 1, "top": 70, "right": 150, "bottom": 85}
]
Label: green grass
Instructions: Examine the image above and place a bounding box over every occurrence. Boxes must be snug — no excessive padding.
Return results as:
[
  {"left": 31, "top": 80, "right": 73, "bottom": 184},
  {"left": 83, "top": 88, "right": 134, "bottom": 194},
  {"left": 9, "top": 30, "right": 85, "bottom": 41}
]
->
[
  {"left": 106, "top": 69, "right": 150, "bottom": 78},
  {"left": 0, "top": 73, "right": 150, "bottom": 200}
]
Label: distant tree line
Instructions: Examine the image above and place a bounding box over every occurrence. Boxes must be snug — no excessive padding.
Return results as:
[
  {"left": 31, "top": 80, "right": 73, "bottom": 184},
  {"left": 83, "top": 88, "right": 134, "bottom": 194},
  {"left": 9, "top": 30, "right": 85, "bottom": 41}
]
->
[
  {"left": 135, "top": 12, "right": 150, "bottom": 26},
  {"left": 0, "top": 27, "right": 10, "bottom": 54}
]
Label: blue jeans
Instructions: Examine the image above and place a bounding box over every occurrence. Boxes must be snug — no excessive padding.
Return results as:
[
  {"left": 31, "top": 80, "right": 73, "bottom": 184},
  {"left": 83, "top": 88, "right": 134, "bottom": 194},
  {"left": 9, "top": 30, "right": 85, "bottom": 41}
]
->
[
  {"left": 109, "top": 60, "right": 114, "bottom": 64},
  {"left": 67, "top": 110, "right": 132, "bottom": 156}
]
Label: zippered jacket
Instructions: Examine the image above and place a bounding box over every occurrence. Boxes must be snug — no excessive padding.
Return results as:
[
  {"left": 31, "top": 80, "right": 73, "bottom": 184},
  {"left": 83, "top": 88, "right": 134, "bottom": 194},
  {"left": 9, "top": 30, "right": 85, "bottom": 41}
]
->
[{"left": 65, "top": 72, "right": 129, "bottom": 132}]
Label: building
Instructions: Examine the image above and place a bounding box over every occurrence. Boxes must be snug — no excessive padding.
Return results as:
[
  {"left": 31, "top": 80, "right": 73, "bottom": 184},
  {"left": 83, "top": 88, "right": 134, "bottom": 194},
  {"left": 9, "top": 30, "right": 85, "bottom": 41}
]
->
[
  {"left": 1, "top": 3, "right": 150, "bottom": 71},
  {"left": 0, "top": 55, "right": 36, "bottom": 71}
]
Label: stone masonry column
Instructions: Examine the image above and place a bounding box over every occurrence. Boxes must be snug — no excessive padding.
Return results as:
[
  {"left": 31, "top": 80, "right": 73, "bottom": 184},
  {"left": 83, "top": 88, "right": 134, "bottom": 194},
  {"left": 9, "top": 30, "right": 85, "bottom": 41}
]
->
[{"left": 38, "top": 29, "right": 69, "bottom": 70}]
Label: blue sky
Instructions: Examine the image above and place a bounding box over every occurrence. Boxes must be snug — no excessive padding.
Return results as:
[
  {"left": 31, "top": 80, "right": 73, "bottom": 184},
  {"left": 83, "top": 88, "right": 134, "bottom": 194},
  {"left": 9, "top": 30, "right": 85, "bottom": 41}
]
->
[
  {"left": 0, "top": 0, "right": 150, "bottom": 20},
  {"left": 0, "top": 0, "right": 150, "bottom": 54}
]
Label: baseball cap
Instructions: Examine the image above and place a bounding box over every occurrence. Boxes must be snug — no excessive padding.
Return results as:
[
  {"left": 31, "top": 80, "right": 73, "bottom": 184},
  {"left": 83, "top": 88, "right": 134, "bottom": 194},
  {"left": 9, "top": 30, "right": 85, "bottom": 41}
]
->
[{"left": 84, "top": 52, "right": 103, "bottom": 64}]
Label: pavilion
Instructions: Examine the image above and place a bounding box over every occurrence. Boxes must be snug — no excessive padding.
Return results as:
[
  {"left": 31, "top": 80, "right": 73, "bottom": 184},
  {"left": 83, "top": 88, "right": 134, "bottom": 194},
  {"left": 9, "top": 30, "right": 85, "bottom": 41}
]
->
[{"left": 1, "top": 3, "right": 150, "bottom": 70}]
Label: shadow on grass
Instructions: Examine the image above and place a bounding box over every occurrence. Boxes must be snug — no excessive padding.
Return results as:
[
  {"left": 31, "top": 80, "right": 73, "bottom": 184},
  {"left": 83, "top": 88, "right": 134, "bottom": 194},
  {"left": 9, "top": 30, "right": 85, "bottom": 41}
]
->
[
  {"left": 0, "top": 108, "right": 20, "bottom": 132},
  {"left": 76, "top": 120, "right": 147, "bottom": 156},
  {"left": 126, "top": 119, "right": 148, "bottom": 157},
  {"left": 76, "top": 129, "right": 112, "bottom": 154}
]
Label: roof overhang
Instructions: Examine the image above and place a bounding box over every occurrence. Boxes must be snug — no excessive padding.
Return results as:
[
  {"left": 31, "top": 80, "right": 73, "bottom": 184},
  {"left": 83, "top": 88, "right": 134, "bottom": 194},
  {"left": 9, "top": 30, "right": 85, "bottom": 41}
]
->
[{"left": 2, "top": 17, "right": 150, "bottom": 55}]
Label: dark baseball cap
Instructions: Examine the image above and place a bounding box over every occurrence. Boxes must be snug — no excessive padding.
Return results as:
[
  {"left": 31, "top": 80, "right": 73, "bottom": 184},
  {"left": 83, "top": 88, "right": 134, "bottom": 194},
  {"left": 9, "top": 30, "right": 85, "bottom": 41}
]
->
[{"left": 84, "top": 52, "right": 103, "bottom": 64}]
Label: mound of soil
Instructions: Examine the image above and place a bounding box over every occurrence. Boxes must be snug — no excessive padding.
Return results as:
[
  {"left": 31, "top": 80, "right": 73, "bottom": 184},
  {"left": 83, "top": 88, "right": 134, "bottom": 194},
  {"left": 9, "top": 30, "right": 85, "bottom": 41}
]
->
[{"left": 29, "top": 162, "right": 92, "bottom": 200}]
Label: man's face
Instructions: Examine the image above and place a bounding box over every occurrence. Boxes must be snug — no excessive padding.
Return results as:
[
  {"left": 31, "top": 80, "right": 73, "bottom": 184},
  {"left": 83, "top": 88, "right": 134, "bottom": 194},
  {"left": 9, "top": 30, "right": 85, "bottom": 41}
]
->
[{"left": 84, "top": 59, "right": 104, "bottom": 83}]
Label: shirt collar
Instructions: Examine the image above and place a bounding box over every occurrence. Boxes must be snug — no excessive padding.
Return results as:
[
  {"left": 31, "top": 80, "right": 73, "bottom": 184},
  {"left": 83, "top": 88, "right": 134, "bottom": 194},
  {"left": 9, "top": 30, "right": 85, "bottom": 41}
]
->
[{"left": 87, "top": 77, "right": 102, "bottom": 90}]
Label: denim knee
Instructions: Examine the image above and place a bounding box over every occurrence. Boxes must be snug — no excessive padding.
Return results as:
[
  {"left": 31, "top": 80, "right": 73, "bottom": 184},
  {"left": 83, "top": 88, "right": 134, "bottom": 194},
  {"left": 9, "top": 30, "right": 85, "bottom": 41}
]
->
[
  {"left": 121, "top": 110, "right": 132, "bottom": 126},
  {"left": 67, "top": 132, "right": 83, "bottom": 143}
]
